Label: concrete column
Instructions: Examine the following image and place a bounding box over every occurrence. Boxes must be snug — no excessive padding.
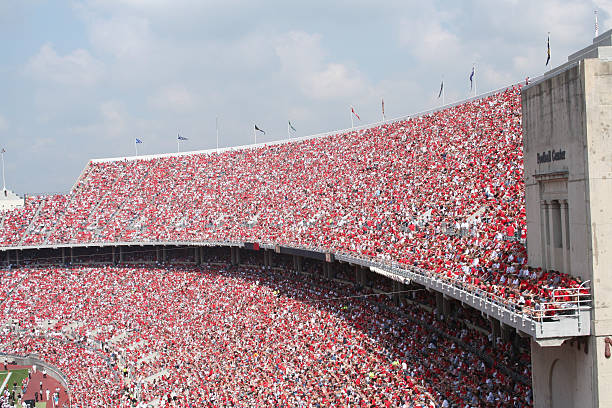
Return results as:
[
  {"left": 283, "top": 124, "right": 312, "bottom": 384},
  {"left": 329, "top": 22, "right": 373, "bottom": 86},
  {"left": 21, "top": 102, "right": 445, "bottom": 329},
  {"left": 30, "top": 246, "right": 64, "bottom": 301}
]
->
[
  {"left": 360, "top": 267, "right": 367, "bottom": 286},
  {"left": 235, "top": 248, "right": 240, "bottom": 265},
  {"left": 119, "top": 246, "right": 124, "bottom": 263},
  {"left": 297, "top": 256, "right": 303, "bottom": 273},
  {"left": 15, "top": 250, "right": 19, "bottom": 266},
  {"left": 442, "top": 296, "right": 452, "bottom": 317},
  {"left": 70, "top": 247, "right": 74, "bottom": 264},
  {"left": 392, "top": 281, "right": 400, "bottom": 306},
  {"left": 501, "top": 323, "right": 512, "bottom": 343},
  {"left": 162, "top": 247, "right": 167, "bottom": 263},
  {"left": 4, "top": 250, "right": 8, "bottom": 267},
  {"left": 547, "top": 201, "right": 557, "bottom": 271},
  {"left": 540, "top": 200, "right": 550, "bottom": 270},
  {"left": 230, "top": 247, "right": 236, "bottom": 265},
  {"left": 194, "top": 247, "right": 200, "bottom": 265},
  {"left": 156, "top": 247, "right": 160, "bottom": 263},
  {"left": 435, "top": 292, "right": 443, "bottom": 315},
  {"left": 268, "top": 251, "right": 273, "bottom": 268},
  {"left": 62, "top": 248, "right": 66, "bottom": 265},
  {"left": 490, "top": 318, "right": 501, "bottom": 346},
  {"left": 200, "top": 247, "right": 204, "bottom": 265},
  {"left": 560, "top": 200, "right": 570, "bottom": 274}
]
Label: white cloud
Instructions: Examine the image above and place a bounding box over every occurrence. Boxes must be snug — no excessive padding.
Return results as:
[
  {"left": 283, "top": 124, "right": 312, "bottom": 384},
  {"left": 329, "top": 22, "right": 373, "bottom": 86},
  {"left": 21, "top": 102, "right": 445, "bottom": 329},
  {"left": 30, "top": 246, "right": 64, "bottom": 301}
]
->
[
  {"left": 88, "top": 15, "right": 152, "bottom": 58},
  {"left": 149, "top": 85, "right": 196, "bottom": 112},
  {"left": 25, "top": 43, "right": 104, "bottom": 86},
  {"left": 399, "top": 19, "right": 464, "bottom": 64},
  {"left": 275, "top": 31, "right": 367, "bottom": 100}
]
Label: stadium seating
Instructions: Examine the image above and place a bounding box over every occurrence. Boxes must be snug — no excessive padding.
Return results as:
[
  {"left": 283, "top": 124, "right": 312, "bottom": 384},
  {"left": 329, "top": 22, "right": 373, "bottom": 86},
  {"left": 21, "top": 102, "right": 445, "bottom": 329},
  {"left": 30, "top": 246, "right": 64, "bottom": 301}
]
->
[
  {"left": 0, "top": 263, "right": 532, "bottom": 407},
  {"left": 0, "top": 86, "right": 584, "bottom": 314}
]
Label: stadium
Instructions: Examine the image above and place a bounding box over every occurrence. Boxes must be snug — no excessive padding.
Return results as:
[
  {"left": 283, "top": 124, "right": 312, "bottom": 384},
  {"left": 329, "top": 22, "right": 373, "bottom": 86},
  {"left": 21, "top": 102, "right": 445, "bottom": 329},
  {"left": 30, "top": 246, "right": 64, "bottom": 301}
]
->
[{"left": 0, "top": 11, "right": 611, "bottom": 408}]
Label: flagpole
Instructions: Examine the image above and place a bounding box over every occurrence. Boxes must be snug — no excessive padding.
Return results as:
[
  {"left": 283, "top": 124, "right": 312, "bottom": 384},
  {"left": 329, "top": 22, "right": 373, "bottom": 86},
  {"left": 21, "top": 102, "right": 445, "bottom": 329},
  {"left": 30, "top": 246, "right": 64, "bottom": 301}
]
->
[
  {"left": 253, "top": 124, "right": 257, "bottom": 144},
  {"left": 442, "top": 82, "right": 445, "bottom": 106},
  {"left": 216, "top": 116, "right": 219, "bottom": 152},
  {"left": 287, "top": 121, "right": 290, "bottom": 139},
  {"left": 177, "top": 137, "right": 180, "bottom": 153},
  {"left": 1, "top": 150, "right": 5, "bottom": 192},
  {"left": 473, "top": 64, "right": 477, "bottom": 97},
  {"left": 350, "top": 107, "right": 354, "bottom": 129},
  {"left": 135, "top": 140, "right": 138, "bottom": 156}
]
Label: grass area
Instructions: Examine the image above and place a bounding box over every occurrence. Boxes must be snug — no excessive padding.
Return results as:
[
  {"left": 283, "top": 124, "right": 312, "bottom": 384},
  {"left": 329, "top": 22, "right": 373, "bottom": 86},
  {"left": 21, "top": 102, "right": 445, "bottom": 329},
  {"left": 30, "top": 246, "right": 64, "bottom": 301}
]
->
[
  {"left": 2, "top": 369, "right": 29, "bottom": 392},
  {"left": 35, "top": 402, "right": 47, "bottom": 408}
]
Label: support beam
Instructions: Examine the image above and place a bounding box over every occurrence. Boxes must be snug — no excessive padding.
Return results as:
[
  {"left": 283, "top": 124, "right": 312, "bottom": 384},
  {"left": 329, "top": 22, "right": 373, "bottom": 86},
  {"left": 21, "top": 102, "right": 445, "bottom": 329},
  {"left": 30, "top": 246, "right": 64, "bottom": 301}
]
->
[{"left": 297, "top": 255, "right": 303, "bottom": 273}]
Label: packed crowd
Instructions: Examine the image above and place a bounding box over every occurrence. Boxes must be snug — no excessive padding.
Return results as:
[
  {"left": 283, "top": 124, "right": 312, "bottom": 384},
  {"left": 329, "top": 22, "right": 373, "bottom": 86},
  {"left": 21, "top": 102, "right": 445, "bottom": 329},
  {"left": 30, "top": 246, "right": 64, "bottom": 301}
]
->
[
  {"left": 0, "top": 87, "right": 586, "bottom": 312},
  {"left": 0, "top": 262, "right": 532, "bottom": 407}
]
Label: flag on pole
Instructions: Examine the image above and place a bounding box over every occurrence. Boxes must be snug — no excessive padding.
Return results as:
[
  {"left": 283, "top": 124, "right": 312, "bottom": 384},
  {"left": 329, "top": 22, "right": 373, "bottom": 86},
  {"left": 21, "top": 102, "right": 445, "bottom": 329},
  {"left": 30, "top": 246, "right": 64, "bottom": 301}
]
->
[
  {"left": 178, "top": 134, "right": 188, "bottom": 140},
  {"left": 0, "top": 148, "right": 5, "bottom": 153},
  {"left": 469, "top": 66, "right": 475, "bottom": 90},
  {"left": 351, "top": 106, "right": 360, "bottom": 121},
  {"left": 546, "top": 34, "right": 551, "bottom": 66},
  {"left": 288, "top": 121, "right": 296, "bottom": 132},
  {"left": 135, "top": 138, "right": 143, "bottom": 144},
  {"left": 438, "top": 81, "right": 444, "bottom": 98},
  {"left": 381, "top": 98, "right": 385, "bottom": 117},
  {"left": 595, "top": 10, "right": 599, "bottom": 37},
  {"left": 254, "top": 125, "right": 266, "bottom": 134}
]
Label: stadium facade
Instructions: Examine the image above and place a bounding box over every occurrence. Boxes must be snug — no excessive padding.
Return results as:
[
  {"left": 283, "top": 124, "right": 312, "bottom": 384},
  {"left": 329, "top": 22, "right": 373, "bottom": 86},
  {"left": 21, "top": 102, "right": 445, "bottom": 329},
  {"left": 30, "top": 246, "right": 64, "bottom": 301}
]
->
[{"left": 523, "top": 30, "right": 612, "bottom": 408}]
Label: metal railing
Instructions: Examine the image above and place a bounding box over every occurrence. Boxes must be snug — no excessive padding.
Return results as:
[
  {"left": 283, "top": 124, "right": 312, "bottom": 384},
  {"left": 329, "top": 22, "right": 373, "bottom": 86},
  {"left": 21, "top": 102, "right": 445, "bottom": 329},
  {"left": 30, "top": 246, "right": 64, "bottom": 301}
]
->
[{"left": 0, "top": 238, "right": 592, "bottom": 339}]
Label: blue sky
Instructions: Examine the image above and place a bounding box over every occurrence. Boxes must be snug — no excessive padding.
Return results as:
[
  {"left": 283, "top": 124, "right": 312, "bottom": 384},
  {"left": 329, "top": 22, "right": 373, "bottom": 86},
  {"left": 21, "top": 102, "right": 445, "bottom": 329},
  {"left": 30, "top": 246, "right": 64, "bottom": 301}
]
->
[{"left": 0, "top": 0, "right": 609, "bottom": 193}]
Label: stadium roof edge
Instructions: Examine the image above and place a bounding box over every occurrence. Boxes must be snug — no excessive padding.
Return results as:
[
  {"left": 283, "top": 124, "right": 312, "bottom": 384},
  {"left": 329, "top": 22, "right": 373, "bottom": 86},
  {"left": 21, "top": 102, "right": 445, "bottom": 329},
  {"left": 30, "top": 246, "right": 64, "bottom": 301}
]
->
[{"left": 90, "top": 80, "right": 534, "bottom": 165}]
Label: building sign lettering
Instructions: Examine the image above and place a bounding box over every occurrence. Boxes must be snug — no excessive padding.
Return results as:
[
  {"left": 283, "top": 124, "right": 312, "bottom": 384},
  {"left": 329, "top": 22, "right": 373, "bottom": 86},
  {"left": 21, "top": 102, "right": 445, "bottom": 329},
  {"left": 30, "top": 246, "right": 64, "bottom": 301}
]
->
[{"left": 537, "top": 149, "right": 566, "bottom": 164}]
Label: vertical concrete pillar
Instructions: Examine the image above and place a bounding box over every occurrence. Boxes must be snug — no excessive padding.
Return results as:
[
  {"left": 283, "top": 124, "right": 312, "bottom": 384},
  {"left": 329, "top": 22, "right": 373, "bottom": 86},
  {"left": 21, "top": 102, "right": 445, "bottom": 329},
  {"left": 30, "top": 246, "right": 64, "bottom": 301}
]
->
[
  {"left": 268, "top": 251, "right": 273, "bottom": 268},
  {"left": 15, "top": 250, "right": 19, "bottom": 266},
  {"left": 235, "top": 248, "right": 240, "bottom": 265},
  {"left": 560, "top": 200, "right": 570, "bottom": 274},
  {"left": 162, "top": 247, "right": 167, "bottom": 263},
  {"left": 360, "top": 267, "right": 367, "bottom": 286},
  {"left": 297, "top": 256, "right": 303, "bottom": 273},
  {"left": 70, "top": 247, "right": 74, "bottom": 264},
  {"left": 119, "top": 246, "right": 124, "bottom": 263},
  {"left": 442, "top": 296, "right": 452, "bottom": 317},
  {"left": 62, "top": 248, "right": 66, "bottom": 265},
  {"left": 156, "top": 247, "right": 160, "bottom": 263},
  {"left": 194, "top": 247, "right": 200, "bottom": 265},
  {"left": 540, "top": 201, "right": 549, "bottom": 270},
  {"left": 490, "top": 318, "right": 501, "bottom": 346},
  {"left": 435, "top": 292, "right": 444, "bottom": 315},
  {"left": 547, "top": 201, "right": 557, "bottom": 271},
  {"left": 200, "top": 247, "right": 204, "bottom": 264}
]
